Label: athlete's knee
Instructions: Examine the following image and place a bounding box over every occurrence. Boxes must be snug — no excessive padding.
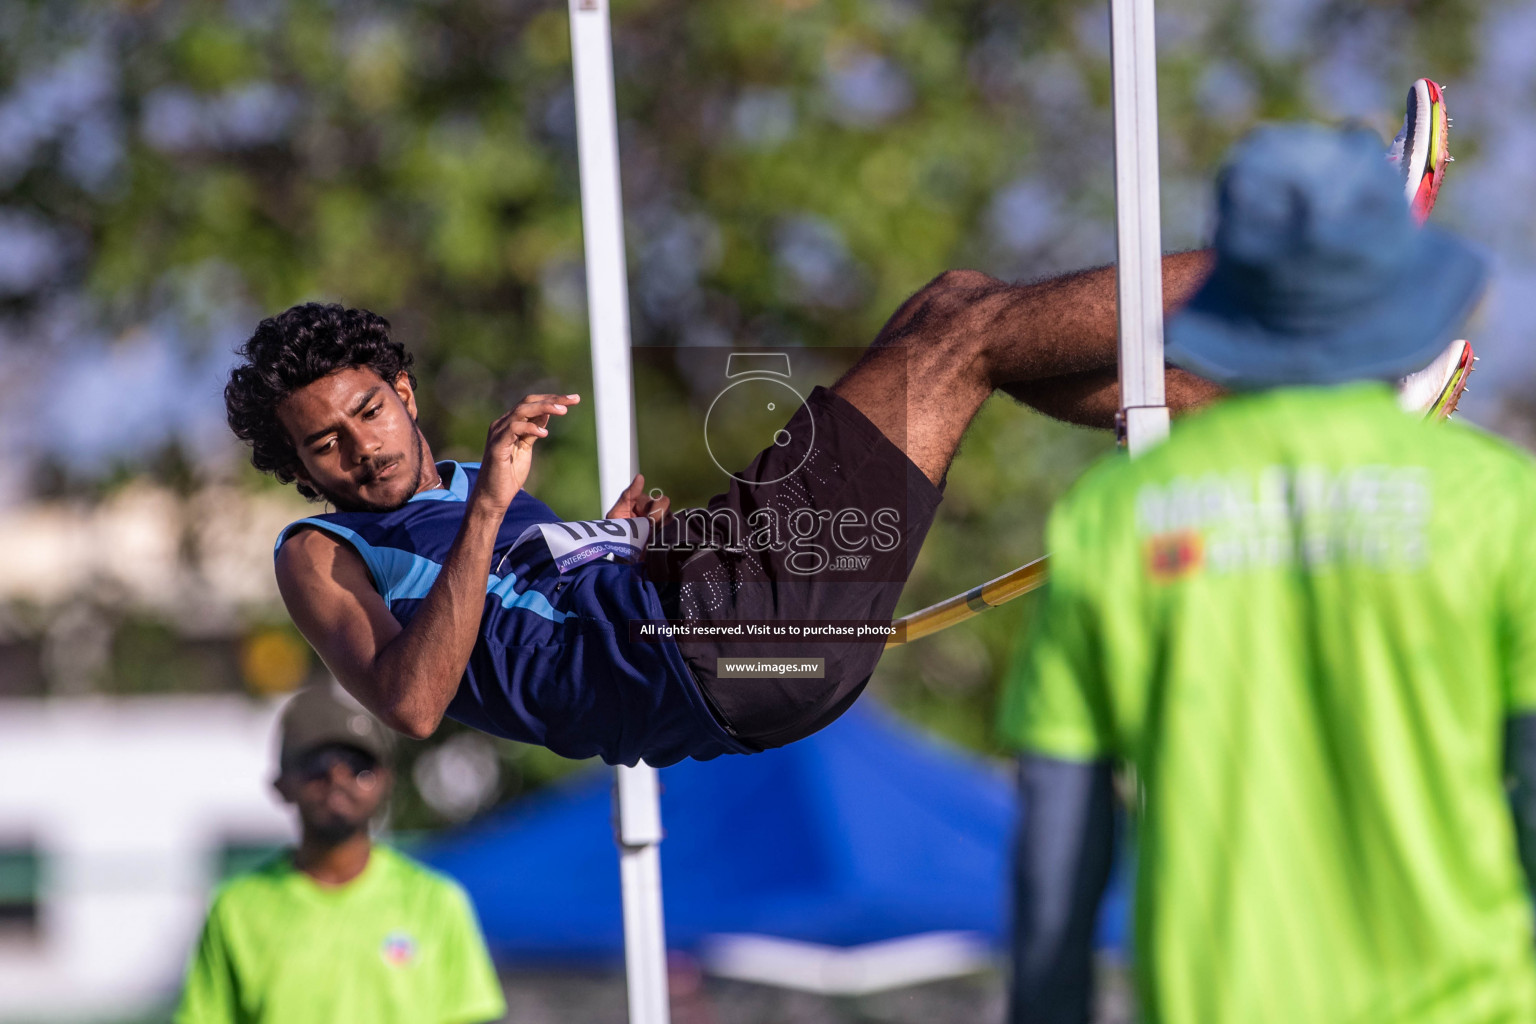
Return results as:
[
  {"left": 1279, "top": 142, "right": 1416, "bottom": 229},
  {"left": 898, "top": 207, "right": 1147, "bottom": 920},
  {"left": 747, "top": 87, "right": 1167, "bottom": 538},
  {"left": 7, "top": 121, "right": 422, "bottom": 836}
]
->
[
  {"left": 925, "top": 268, "right": 1004, "bottom": 296},
  {"left": 881, "top": 269, "right": 1007, "bottom": 350}
]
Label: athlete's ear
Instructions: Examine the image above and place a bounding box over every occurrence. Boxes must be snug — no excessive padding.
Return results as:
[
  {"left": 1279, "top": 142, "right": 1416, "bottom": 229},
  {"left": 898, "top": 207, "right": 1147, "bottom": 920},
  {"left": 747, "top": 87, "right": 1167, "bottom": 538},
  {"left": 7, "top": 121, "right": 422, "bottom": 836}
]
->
[
  {"left": 274, "top": 774, "right": 297, "bottom": 806},
  {"left": 391, "top": 372, "right": 419, "bottom": 420}
]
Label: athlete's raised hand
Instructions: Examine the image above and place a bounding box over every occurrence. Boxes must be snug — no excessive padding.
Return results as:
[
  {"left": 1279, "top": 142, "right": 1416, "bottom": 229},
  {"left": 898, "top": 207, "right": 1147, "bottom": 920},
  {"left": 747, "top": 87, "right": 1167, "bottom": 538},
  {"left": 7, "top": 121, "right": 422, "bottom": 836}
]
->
[
  {"left": 605, "top": 473, "right": 671, "bottom": 525},
  {"left": 472, "top": 394, "right": 581, "bottom": 513}
]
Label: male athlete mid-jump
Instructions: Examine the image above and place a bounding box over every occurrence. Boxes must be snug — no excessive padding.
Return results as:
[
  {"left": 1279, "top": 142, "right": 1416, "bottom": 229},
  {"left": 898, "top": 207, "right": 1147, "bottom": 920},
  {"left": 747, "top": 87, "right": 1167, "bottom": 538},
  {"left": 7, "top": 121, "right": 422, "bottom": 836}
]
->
[{"left": 229, "top": 87, "right": 1462, "bottom": 765}]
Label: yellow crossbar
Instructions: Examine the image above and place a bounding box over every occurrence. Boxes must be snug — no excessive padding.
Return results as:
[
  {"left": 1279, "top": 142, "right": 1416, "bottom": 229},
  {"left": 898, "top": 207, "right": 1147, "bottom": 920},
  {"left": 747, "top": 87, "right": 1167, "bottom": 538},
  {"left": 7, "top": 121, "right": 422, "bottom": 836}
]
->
[{"left": 886, "top": 556, "right": 1050, "bottom": 647}]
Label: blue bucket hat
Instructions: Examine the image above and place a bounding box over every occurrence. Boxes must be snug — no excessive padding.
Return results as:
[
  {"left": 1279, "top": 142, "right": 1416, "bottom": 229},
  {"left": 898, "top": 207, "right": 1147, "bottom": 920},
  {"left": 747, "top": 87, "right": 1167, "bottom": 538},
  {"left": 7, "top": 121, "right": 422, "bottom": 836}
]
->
[{"left": 1165, "top": 124, "right": 1487, "bottom": 388}]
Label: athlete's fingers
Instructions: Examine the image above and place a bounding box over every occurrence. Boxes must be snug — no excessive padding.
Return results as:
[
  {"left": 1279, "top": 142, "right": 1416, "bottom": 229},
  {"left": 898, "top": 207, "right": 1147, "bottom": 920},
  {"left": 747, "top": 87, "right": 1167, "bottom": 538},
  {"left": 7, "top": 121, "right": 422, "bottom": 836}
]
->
[
  {"left": 512, "top": 400, "right": 571, "bottom": 425},
  {"left": 489, "top": 417, "right": 547, "bottom": 445},
  {"left": 512, "top": 393, "right": 580, "bottom": 413},
  {"left": 508, "top": 420, "right": 550, "bottom": 443},
  {"left": 602, "top": 474, "right": 645, "bottom": 519},
  {"left": 490, "top": 395, "right": 579, "bottom": 435},
  {"left": 514, "top": 397, "right": 571, "bottom": 415},
  {"left": 514, "top": 392, "right": 580, "bottom": 405},
  {"left": 645, "top": 494, "right": 671, "bottom": 524},
  {"left": 617, "top": 474, "right": 645, "bottom": 510},
  {"left": 491, "top": 401, "right": 574, "bottom": 445},
  {"left": 489, "top": 423, "right": 548, "bottom": 459}
]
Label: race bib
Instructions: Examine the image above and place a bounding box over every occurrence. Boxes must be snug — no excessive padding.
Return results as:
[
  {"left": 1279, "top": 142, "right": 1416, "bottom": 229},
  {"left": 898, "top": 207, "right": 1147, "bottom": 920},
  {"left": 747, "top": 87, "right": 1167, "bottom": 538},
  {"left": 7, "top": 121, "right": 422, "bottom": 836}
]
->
[{"left": 511, "top": 517, "right": 652, "bottom": 574}]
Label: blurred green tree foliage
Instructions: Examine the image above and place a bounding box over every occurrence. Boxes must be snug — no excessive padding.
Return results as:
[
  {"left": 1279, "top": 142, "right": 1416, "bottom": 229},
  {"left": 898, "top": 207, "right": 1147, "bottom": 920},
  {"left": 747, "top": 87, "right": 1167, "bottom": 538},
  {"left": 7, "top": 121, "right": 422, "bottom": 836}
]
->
[{"left": 0, "top": 0, "right": 1481, "bottom": 778}]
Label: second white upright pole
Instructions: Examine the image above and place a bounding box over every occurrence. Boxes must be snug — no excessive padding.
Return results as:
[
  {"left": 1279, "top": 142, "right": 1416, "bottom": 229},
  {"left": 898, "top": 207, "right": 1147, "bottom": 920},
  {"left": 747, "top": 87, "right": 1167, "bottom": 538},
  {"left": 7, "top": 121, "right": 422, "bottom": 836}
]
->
[
  {"left": 567, "top": 2, "right": 671, "bottom": 1022},
  {"left": 1109, "top": 0, "right": 1169, "bottom": 456}
]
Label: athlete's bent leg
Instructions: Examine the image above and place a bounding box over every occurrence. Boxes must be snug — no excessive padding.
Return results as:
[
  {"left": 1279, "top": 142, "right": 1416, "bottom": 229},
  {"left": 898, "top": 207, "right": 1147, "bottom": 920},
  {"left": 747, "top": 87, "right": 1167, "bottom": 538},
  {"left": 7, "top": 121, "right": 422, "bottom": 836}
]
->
[
  {"left": 832, "top": 251, "right": 1220, "bottom": 486},
  {"left": 654, "top": 252, "right": 1220, "bottom": 750}
]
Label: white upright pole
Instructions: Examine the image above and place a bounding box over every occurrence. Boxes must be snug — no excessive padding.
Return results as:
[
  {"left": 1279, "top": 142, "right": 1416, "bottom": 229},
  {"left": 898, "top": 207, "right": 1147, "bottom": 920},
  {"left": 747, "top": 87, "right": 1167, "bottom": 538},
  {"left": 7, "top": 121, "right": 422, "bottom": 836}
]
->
[
  {"left": 1109, "top": 0, "right": 1169, "bottom": 455},
  {"left": 566, "top": 2, "right": 671, "bottom": 1022}
]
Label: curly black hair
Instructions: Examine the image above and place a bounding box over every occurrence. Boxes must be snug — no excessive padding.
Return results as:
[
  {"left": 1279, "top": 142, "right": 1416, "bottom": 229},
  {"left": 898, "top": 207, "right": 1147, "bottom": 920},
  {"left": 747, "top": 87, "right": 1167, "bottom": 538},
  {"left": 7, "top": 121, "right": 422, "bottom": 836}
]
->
[{"left": 225, "top": 303, "right": 417, "bottom": 500}]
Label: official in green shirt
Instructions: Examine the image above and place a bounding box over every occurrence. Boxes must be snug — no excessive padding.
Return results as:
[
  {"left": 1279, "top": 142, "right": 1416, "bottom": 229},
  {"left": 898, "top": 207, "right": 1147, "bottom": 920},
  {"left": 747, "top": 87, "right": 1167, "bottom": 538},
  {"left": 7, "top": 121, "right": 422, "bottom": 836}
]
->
[
  {"left": 999, "top": 126, "right": 1536, "bottom": 1024},
  {"left": 177, "top": 686, "right": 506, "bottom": 1024}
]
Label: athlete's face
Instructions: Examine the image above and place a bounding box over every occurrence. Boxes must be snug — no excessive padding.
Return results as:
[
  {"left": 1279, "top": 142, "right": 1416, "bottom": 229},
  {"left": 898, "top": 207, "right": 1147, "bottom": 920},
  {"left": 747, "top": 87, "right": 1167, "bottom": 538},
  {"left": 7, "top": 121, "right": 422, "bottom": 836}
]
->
[{"left": 277, "top": 366, "right": 434, "bottom": 513}]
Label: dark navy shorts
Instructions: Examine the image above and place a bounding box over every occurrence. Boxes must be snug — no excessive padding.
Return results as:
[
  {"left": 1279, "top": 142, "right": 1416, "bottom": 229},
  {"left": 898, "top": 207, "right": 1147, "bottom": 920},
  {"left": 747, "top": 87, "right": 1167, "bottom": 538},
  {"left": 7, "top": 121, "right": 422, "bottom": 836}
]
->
[{"left": 648, "top": 386, "right": 943, "bottom": 749}]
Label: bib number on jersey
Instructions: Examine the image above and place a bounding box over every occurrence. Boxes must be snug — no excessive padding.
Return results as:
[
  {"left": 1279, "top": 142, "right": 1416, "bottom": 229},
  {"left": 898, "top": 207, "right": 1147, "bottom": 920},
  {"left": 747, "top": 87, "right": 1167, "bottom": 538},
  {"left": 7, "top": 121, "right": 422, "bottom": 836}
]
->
[{"left": 512, "top": 517, "right": 652, "bottom": 574}]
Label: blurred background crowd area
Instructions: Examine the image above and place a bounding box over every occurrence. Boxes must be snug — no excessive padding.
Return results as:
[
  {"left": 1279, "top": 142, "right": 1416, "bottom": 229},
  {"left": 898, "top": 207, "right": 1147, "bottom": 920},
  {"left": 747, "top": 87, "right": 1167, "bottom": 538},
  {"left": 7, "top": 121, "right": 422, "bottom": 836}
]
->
[{"left": 1, "top": 0, "right": 1533, "bottom": 1020}]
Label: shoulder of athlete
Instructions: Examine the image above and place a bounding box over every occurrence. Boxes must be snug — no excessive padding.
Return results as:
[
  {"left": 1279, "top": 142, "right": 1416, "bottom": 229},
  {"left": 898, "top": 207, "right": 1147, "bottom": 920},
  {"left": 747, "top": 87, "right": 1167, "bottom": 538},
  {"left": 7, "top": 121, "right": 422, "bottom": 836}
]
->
[
  {"left": 272, "top": 525, "right": 387, "bottom": 639},
  {"left": 275, "top": 524, "right": 370, "bottom": 589}
]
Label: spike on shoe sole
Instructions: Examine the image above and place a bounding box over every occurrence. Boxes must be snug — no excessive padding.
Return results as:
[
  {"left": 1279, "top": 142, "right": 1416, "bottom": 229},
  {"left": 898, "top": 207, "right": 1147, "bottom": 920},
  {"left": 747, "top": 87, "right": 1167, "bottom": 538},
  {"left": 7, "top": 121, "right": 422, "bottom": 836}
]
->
[
  {"left": 1398, "top": 339, "right": 1475, "bottom": 421},
  {"left": 1394, "top": 78, "right": 1450, "bottom": 224}
]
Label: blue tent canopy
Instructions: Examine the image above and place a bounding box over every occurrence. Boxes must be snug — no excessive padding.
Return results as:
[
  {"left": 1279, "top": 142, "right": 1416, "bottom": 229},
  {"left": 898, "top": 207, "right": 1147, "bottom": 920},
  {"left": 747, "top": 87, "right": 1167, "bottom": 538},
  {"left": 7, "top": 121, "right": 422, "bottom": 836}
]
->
[{"left": 423, "top": 703, "right": 1126, "bottom": 967}]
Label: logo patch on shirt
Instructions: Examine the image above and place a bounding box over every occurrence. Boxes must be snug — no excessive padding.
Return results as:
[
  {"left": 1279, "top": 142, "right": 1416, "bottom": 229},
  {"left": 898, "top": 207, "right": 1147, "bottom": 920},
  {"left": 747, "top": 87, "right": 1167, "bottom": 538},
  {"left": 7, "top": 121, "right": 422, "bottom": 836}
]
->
[
  {"left": 1134, "top": 465, "right": 1432, "bottom": 575},
  {"left": 381, "top": 931, "right": 417, "bottom": 967},
  {"left": 1147, "top": 530, "right": 1204, "bottom": 581}
]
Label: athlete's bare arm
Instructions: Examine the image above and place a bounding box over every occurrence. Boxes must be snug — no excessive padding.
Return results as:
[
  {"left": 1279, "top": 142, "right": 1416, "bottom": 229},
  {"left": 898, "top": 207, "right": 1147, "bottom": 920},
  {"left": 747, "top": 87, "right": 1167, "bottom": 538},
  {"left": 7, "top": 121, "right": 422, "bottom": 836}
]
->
[{"left": 275, "top": 394, "right": 579, "bottom": 739}]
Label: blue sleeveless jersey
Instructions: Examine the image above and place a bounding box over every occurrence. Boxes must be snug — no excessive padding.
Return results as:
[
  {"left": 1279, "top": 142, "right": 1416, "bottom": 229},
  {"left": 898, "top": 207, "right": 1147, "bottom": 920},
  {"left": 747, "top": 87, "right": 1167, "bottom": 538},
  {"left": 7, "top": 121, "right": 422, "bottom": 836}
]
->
[{"left": 274, "top": 461, "right": 747, "bottom": 766}]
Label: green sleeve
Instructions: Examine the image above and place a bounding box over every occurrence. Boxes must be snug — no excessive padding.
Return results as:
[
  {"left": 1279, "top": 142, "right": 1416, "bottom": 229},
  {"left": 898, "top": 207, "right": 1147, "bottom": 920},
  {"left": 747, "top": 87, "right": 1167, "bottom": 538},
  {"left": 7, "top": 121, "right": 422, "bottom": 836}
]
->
[
  {"left": 436, "top": 882, "right": 507, "bottom": 1024},
  {"left": 174, "top": 897, "right": 239, "bottom": 1024},
  {"left": 998, "top": 498, "right": 1117, "bottom": 760}
]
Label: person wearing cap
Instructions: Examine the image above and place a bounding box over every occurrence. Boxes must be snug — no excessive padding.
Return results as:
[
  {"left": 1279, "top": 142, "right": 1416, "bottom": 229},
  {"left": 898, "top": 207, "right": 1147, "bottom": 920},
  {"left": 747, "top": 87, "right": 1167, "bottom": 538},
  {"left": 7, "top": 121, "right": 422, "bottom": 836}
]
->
[
  {"left": 175, "top": 686, "right": 506, "bottom": 1024},
  {"left": 998, "top": 123, "right": 1536, "bottom": 1024}
]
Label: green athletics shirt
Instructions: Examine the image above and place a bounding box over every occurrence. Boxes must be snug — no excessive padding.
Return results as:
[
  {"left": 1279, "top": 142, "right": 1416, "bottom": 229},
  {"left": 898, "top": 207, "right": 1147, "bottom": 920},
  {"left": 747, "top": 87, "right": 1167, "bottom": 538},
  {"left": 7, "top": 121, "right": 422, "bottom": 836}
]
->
[
  {"left": 999, "top": 383, "right": 1536, "bottom": 1024},
  {"left": 175, "top": 845, "right": 505, "bottom": 1024}
]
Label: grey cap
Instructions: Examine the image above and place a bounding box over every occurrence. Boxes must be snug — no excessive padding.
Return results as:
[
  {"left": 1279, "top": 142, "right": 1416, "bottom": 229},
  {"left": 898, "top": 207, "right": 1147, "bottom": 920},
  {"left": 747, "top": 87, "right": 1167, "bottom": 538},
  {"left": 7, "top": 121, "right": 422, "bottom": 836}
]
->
[{"left": 277, "top": 684, "right": 393, "bottom": 774}]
